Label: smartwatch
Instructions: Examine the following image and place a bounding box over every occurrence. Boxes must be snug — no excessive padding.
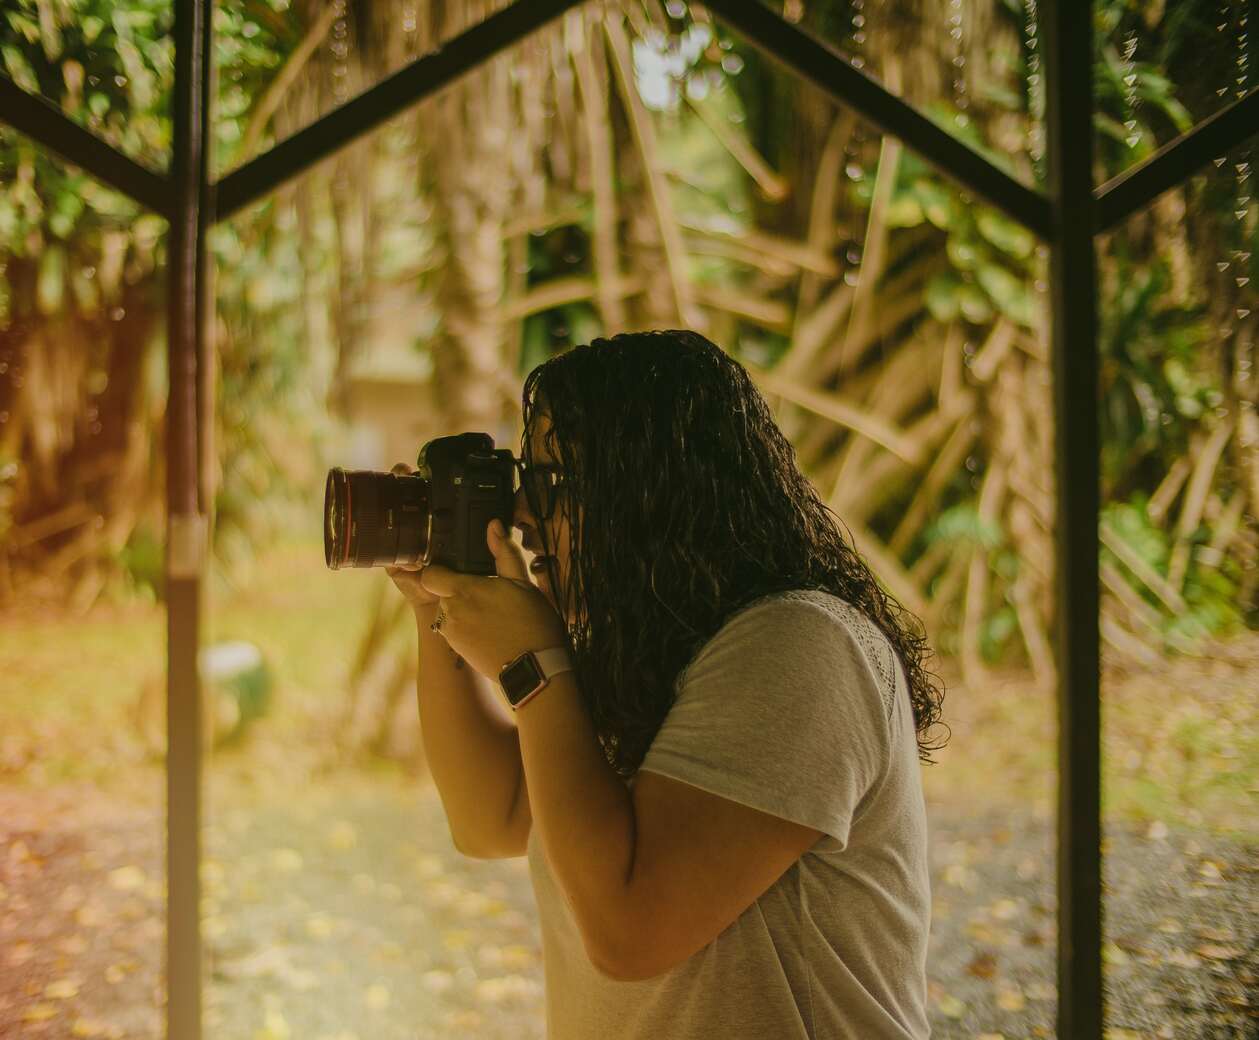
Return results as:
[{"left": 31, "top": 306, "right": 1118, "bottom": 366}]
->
[{"left": 498, "top": 647, "right": 573, "bottom": 710}]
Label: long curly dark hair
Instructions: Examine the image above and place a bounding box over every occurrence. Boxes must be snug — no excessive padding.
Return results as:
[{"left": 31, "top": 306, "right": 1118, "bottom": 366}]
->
[{"left": 520, "top": 330, "right": 948, "bottom": 778}]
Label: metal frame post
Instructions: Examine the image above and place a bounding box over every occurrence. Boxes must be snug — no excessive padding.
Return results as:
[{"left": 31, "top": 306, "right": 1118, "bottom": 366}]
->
[
  {"left": 1041, "top": 5, "right": 1103, "bottom": 1038},
  {"left": 166, "top": 1, "right": 212, "bottom": 1037}
]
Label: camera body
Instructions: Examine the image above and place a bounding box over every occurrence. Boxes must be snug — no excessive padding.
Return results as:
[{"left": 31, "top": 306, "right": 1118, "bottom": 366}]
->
[{"left": 325, "top": 432, "right": 516, "bottom": 574}]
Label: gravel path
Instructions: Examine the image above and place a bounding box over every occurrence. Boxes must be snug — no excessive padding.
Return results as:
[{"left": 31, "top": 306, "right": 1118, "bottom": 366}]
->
[
  {"left": 923, "top": 807, "right": 1257, "bottom": 1039},
  {"left": 1, "top": 776, "right": 1254, "bottom": 1039}
]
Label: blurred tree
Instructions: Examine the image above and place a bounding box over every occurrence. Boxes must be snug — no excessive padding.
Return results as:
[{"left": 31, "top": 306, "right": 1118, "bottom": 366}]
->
[
  {"left": 0, "top": 1, "right": 172, "bottom": 610},
  {"left": 0, "top": 0, "right": 1253, "bottom": 765},
  {"left": 720, "top": 0, "right": 1256, "bottom": 688}
]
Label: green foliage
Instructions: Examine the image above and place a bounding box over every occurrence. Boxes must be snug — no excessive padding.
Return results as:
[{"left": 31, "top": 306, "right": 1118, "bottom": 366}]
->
[
  {"left": 1, "top": 0, "right": 333, "bottom": 586},
  {"left": 1105, "top": 497, "right": 1169, "bottom": 570},
  {"left": 210, "top": 2, "right": 291, "bottom": 173},
  {"left": 1091, "top": 2, "right": 1201, "bottom": 166},
  {"left": 980, "top": 603, "right": 1018, "bottom": 662},
  {"left": 914, "top": 0, "right": 1252, "bottom": 659},
  {"left": 851, "top": 144, "right": 1041, "bottom": 334},
  {"left": 1098, "top": 257, "right": 1211, "bottom": 497},
  {"left": 0, "top": 453, "right": 16, "bottom": 543},
  {"left": 1102, "top": 497, "right": 1244, "bottom": 646},
  {"left": 733, "top": 331, "right": 791, "bottom": 370},
  {"left": 118, "top": 521, "right": 163, "bottom": 601},
  {"left": 2, "top": 0, "right": 172, "bottom": 169},
  {"left": 924, "top": 501, "right": 1003, "bottom": 553},
  {"left": 210, "top": 201, "right": 338, "bottom": 577}
]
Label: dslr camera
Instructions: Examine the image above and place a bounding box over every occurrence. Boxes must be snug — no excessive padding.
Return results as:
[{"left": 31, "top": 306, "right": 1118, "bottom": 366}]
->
[{"left": 324, "top": 432, "right": 518, "bottom": 575}]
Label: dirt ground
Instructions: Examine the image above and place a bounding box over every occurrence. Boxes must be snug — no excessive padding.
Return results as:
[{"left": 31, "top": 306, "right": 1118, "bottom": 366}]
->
[{"left": 1, "top": 767, "right": 1255, "bottom": 1040}]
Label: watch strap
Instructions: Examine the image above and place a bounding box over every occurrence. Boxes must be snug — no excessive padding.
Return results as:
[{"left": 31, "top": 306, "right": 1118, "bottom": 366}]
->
[
  {"left": 531, "top": 646, "right": 574, "bottom": 682},
  {"left": 504, "top": 646, "right": 573, "bottom": 710}
]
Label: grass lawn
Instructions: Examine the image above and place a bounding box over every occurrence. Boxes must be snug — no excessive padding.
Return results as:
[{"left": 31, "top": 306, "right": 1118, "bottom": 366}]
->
[
  {"left": 922, "top": 648, "right": 1259, "bottom": 842},
  {"left": 2, "top": 536, "right": 1256, "bottom": 841},
  {"left": 0, "top": 536, "right": 378, "bottom": 795}
]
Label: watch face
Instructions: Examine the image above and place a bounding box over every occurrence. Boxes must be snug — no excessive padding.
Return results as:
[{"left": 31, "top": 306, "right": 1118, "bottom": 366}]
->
[{"left": 500, "top": 653, "right": 544, "bottom": 705}]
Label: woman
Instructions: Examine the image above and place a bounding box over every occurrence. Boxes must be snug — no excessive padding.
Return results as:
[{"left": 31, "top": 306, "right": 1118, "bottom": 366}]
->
[{"left": 389, "top": 330, "right": 946, "bottom": 1040}]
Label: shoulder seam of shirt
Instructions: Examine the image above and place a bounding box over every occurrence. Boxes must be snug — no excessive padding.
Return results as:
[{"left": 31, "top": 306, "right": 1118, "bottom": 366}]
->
[
  {"left": 783, "top": 591, "right": 900, "bottom": 723},
  {"left": 674, "top": 584, "right": 901, "bottom": 720},
  {"left": 674, "top": 588, "right": 834, "bottom": 689},
  {"left": 689, "top": 589, "right": 900, "bottom": 723}
]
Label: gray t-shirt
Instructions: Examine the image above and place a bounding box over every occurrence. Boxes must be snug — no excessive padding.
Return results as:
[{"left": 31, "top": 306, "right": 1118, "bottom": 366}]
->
[{"left": 526, "top": 589, "right": 932, "bottom": 1039}]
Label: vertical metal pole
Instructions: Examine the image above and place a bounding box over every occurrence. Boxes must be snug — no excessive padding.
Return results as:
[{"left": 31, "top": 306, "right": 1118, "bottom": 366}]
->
[
  {"left": 1041, "top": 4, "right": 1103, "bottom": 1039},
  {"left": 167, "top": 1, "right": 211, "bottom": 1038}
]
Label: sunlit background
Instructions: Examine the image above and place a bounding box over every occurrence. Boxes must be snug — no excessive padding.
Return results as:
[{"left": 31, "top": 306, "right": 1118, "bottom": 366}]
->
[{"left": 1, "top": 1, "right": 1255, "bottom": 1038}]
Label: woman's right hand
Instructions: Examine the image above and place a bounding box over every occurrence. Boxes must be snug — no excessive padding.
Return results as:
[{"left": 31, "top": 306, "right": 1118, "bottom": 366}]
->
[{"left": 384, "top": 462, "right": 441, "bottom": 612}]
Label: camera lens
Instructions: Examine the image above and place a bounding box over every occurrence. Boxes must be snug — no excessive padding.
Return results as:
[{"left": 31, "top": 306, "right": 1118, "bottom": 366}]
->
[{"left": 324, "top": 468, "right": 432, "bottom": 569}]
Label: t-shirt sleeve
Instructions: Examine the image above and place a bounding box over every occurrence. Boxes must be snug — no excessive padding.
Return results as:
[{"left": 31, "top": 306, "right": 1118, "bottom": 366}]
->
[{"left": 638, "top": 595, "right": 890, "bottom": 850}]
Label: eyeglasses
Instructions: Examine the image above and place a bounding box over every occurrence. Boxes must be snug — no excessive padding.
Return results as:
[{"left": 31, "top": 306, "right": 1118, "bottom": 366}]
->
[{"left": 515, "top": 461, "right": 569, "bottom": 521}]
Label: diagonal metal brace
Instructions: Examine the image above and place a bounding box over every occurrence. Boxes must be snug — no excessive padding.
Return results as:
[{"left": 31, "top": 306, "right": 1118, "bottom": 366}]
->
[
  {"left": 702, "top": 0, "right": 1052, "bottom": 239},
  {"left": 0, "top": 74, "right": 172, "bottom": 217},
  {"left": 1094, "top": 87, "right": 1259, "bottom": 233},
  {"left": 214, "top": 0, "right": 586, "bottom": 220}
]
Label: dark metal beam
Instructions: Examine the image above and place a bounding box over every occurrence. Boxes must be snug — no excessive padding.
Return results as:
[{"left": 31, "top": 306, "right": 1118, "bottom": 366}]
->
[
  {"left": 1042, "top": 4, "right": 1103, "bottom": 1039},
  {"left": 214, "top": 0, "right": 584, "bottom": 219},
  {"left": 1095, "top": 87, "right": 1259, "bottom": 233},
  {"left": 701, "top": 0, "right": 1052, "bottom": 239},
  {"left": 0, "top": 75, "right": 171, "bottom": 217},
  {"left": 166, "top": 0, "right": 212, "bottom": 1037}
]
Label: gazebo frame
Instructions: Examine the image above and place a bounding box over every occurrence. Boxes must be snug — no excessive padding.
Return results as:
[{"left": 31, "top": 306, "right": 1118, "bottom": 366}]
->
[{"left": 2, "top": 3, "right": 1256, "bottom": 1037}]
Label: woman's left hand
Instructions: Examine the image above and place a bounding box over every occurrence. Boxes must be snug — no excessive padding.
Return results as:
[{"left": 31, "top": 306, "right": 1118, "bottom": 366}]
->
[{"left": 419, "top": 519, "right": 569, "bottom": 680}]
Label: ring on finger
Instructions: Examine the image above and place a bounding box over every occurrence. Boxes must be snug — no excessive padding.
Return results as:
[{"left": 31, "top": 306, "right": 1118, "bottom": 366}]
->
[{"left": 430, "top": 605, "right": 448, "bottom": 633}]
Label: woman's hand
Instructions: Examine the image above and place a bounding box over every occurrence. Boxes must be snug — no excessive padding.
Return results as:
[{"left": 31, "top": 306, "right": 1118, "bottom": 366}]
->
[
  {"left": 419, "top": 519, "right": 569, "bottom": 680},
  {"left": 384, "top": 462, "right": 441, "bottom": 612}
]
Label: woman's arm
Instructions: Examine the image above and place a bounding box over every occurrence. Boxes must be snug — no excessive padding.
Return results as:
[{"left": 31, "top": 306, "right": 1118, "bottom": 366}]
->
[
  {"left": 413, "top": 601, "right": 526, "bottom": 858},
  {"left": 514, "top": 671, "right": 820, "bottom": 981},
  {"left": 513, "top": 671, "right": 636, "bottom": 973}
]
